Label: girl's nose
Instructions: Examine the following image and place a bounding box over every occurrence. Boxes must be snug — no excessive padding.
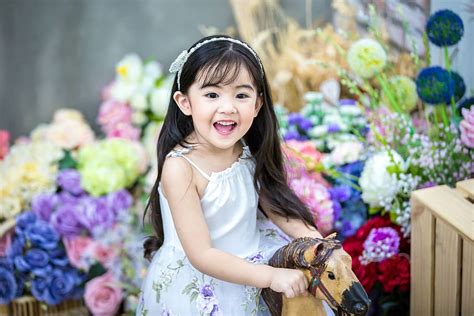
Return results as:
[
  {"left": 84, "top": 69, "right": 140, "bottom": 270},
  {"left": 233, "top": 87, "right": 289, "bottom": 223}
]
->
[{"left": 217, "top": 104, "right": 237, "bottom": 114}]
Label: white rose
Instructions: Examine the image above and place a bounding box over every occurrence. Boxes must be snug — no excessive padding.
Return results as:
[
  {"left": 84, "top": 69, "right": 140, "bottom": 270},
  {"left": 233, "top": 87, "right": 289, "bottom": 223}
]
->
[
  {"left": 110, "top": 80, "right": 137, "bottom": 103},
  {"left": 130, "top": 93, "right": 148, "bottom": 111},
  {"left": 116, "top": 54, "right": 143, "bottom": 82},
  {"left": 359, "top": 150, "right": 403, "bottom": 208}
]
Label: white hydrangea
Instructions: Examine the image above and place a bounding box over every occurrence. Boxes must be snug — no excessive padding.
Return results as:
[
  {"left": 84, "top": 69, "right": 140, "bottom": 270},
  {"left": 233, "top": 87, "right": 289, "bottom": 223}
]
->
[{"left": 359, "top": 150, "right": 404, "bottom": 208}]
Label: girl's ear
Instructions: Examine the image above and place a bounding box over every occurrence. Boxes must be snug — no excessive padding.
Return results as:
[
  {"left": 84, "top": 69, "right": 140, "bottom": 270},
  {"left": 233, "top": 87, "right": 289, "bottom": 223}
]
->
[
  {"left": 173, "top": 91, "right": 192, "bottom": 116},
  {"left": 254, "top": 93, "right": 264, "bottom": 117}
]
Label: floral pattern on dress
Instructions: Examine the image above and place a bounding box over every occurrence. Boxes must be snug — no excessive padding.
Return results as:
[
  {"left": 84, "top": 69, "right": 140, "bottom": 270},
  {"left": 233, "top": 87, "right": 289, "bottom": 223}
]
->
[
  {"left": 182, "top": 276, "right": 222, "bottom": 316},
  {"left": 242, "top": 251, "right": 268, "bottom": 315},
  {"left": 152, "top": 256, "right": 186, "bottom": 303}
]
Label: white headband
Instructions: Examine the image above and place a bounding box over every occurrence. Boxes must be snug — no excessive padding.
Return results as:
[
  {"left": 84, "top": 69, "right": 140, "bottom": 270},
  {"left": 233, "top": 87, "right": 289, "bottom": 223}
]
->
[{"left": 169, "top": 37, "right": 264, "bottom": 90}]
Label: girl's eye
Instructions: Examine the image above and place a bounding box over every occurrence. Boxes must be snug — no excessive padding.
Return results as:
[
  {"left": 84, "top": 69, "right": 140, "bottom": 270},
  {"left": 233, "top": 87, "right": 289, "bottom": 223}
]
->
[
  {"left": 205, "top": 93, "right": 219, "bottom": 99},
  {"left": 236, "top": 93, "right": 250, "bottom": 99},
  {"left": 328, "top": 272, "right": 336, "bottom": 280}
]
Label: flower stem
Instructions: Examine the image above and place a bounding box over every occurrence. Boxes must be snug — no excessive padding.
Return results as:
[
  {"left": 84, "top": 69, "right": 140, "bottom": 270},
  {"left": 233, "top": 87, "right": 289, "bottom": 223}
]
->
[{"left": 376, "top": 74, "right": 402, "bottom": 113}]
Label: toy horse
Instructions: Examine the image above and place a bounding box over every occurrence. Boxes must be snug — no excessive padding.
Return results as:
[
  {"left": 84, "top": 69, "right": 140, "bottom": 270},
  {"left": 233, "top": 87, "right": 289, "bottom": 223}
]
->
[{"left": 262, "top": 234, "right": 370, "bottom": 316}]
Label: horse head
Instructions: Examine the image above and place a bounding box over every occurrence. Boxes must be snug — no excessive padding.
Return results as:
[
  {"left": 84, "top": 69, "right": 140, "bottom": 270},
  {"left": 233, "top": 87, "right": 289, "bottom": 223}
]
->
[{"left": 262, "top": 234, "right": 370, "bottom": 316}]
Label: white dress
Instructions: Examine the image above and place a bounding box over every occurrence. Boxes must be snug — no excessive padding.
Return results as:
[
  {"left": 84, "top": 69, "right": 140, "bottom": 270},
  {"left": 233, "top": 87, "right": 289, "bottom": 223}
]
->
[{"left": 136, "top": 144, "right": 334, "bottom": 316}]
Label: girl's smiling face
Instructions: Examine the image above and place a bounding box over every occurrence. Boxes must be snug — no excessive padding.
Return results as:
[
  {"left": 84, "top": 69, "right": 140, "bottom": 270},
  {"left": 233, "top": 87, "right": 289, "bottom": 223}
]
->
[{"left": 173, "top": 66, "right": 262, "bottom": 151}]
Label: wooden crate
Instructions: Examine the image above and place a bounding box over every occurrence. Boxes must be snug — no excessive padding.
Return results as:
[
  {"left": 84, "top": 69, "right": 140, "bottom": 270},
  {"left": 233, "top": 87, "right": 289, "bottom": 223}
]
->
[{"left": 411, "top": 179, "right": 474, "bottom": 316}]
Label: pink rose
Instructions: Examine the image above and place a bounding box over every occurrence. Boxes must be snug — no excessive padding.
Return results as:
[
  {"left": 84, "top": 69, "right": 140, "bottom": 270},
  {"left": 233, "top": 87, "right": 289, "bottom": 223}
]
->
[
  {"left": 84, "top": 272, "right": 123, "bottom": 316},
  {"left": 63, "top": 236, "right": 93, "bottom": 270},
  {"left": 460, "top": 107, "right": 474, "bottom": 148},
  {"left": 0, "top": 130, "right": 10, "bottom": 160},
  {"left": 90, "top": 241, "right": 118, "bottom": 269},
  {"left": 97, "top": 100, "right": 133, "bottom": 133},
  {"left": 106, "top": 123, "right": 140, "bottom": 141}
]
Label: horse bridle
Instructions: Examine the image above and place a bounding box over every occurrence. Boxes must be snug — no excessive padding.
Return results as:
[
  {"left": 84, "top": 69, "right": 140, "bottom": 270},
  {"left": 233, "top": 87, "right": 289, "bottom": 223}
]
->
[{"left": 307, "top": 239, "right": 350, "bottom": 316}]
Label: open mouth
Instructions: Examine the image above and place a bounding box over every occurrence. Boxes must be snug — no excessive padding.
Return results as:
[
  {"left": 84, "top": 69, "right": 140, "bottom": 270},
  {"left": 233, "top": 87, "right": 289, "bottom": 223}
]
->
[{"left": 213, "top": 120, "right": 237, "bottom": 135}]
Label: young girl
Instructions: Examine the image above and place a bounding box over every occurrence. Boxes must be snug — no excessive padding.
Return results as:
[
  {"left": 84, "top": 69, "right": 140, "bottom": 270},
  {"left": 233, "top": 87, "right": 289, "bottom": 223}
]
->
[{"left": 137, "top": 35, "right": 334, "bottom": 315}]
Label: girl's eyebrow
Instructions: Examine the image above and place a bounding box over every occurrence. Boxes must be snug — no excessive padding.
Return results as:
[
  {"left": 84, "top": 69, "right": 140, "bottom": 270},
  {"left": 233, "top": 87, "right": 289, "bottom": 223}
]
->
[{"left": 199, "top": 83, "right": 255, "bottom": 91}]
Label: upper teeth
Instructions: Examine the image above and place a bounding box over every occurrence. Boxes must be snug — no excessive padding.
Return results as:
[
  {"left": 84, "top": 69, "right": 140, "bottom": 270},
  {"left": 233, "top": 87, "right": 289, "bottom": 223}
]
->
[{"left": 217, "top": 122, "right": 234, "bottom": 126}]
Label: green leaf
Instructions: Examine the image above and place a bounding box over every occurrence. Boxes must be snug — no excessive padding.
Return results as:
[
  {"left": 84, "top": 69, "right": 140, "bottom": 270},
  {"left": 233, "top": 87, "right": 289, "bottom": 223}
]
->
[
  {"left": 369, "top": 206, "right": 381, "bottom": 215},
  {"left": 86, "top": 262, "right": 107, "bottom": 282},
  {"left": 58, "top": 150, "right": 78, "bottom": 169}
]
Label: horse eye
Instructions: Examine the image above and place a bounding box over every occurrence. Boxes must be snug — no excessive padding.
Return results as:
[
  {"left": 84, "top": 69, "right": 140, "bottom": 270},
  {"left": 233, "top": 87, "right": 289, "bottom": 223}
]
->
[{"left": 328, "top": 272, "right": 336, "bottom": 280}]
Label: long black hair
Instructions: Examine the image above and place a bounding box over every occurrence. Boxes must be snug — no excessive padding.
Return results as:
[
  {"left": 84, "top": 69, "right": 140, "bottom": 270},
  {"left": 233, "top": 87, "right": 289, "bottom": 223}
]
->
[{"left": 143, "top": 35, "right": 316, "bottom": 260}]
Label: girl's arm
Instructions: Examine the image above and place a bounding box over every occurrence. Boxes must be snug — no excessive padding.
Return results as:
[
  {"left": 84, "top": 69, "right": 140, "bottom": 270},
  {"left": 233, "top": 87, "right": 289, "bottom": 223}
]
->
[
  {"left": 261, "top": 206, "right": 324, "bottom": 239},
  {"left": 161, "top": 157, "right": 275, "bottom": 288}
]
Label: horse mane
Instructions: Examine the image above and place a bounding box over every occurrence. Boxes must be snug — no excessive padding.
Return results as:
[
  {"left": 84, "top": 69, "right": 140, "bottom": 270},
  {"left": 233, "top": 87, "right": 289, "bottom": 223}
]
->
[{"left": 261, "top": 236, "right": 342, "bottom": 316}]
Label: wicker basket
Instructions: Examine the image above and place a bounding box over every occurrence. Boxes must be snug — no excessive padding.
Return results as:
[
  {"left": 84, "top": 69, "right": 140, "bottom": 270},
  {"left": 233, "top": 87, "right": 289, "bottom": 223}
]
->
[{"left": 0, "top": 296, "right": 88, "bottom": 316}]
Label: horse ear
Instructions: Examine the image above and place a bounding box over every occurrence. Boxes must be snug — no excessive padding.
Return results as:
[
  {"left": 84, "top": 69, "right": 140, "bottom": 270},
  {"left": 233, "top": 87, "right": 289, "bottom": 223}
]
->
[{"left": 326, "top": 232, "right": 337, "bottom": 240}]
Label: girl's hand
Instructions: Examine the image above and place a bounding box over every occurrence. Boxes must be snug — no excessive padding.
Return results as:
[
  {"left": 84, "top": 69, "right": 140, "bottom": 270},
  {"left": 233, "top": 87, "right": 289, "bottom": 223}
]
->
[{"left": 269, "top": 268, "right": 309, "bottom": 298}]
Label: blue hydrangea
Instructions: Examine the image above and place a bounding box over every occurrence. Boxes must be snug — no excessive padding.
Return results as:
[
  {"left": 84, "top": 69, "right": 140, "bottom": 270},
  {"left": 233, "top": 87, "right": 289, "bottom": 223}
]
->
[
  {"left": 449, "top": 71, "right": 466, "bottom": 102},
  {"left": 426, "top": 9, "right": 464, "bottom": 47},
  {"left": 416, "top": 66, "right": 454, "bottom": 104}
]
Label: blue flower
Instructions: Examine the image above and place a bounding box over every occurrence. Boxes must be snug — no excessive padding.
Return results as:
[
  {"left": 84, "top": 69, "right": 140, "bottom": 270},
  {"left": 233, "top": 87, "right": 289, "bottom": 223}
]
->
[
  {"left": 49, "top": 248, "right": 69, "bottom": 267},
  {"left": 284, "top": 130, "right": 300, "bottom": 141},
  {"left": 6, "top": 235, "right": 25, "bottom": 258},
  {"left": 0, "top": 267, "right": 17, "bottom": 304},
  {"left": 449, "top": 71, "right": 466, "bottom": 102},
  {"left": 329, "top": 185, "right": 352, "bottom": 202},
  {"left": 416, "top": 66, "right": 454, "bottom": 104},
  {"left": 25, "top": 248, "right": 50, "bottom": 269},
  {"left": 31, "top": 277, "right": 49, "bottom": 302},
  {"left": 0, "top": 257, "right": 13, "bottom": 270},
  {"left": 426, "top": 9, "right": 464, "bottom": 47},
  {"left": 25, "top": 221, "right": 60, "bottom": 250},
  {"left": 13, "top": 256, "right": 30, "bottom": 273},
  {"left": 48, "top": 269, "right": 76, "bottom": 304},
  {"left": 15, "top": 211, "right": 37, "bottom": 235}
]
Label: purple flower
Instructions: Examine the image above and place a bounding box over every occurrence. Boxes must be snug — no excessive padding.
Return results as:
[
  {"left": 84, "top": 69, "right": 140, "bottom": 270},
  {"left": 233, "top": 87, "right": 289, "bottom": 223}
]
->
[
  {"left": 299, "top": 118, "right": 313, "bottom": 131},
  {"left": 79, "top": 197, "right": 115, "bottom": 233},
  {"left": 32, "top": 193, "right": 58, "bottom": 222},
  {"left": 329, "top": 186, "right": 352, "bottom": 202},
  {"left": 107, "top": 189, "right": 133, "bottom": 214},
  {"left": 360, "top": 227, "right": 400, "bottom": 265},
  {"left": 0, "top": 267, "right": 17, "bottom": 304},
  {"left": 284, "top": 130, "right": 300, "bottom": 141},
  {"left": 327, "top": 123, "right": 341, "bottom": 133},
  {"left": 247, "top": 252, "right": 264, "bottom": 264},
  {"left": 339, "top": 99, "right": 357, "bottom": 106},
  {"left": 50, "top": 204, "right": 84, "bottom": 238},
  {"left": 58, "top": 191, "right": 79, "bottom": 205},
  {"left": 57, "top": 169, "right": 84, "bottom": 195},
  {"left": 200, "top": 284, "right": 214, "bottom": 298},
  {"left": 25, "top": 221, "right": 60, "bottom": 250},
  {"left": 288, "top": 113, "right": 303, "bottom": 126}
]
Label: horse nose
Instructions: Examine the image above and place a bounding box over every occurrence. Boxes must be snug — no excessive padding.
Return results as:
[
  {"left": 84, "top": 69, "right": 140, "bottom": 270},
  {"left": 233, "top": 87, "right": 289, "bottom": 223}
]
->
[{"left": 353, "top": 302, "right": 368, "bottom": 315}]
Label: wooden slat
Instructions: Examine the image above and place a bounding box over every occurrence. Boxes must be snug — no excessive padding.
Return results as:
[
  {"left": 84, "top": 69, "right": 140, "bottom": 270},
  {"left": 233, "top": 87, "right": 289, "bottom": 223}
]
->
[
  {"left": 434, "top": 220, "right": 461, "bottom": 316},
  {"left": 456, "top": 179, "right": 474, "bottom": 200},
  {"left": 412, "top": 186, "right": 474, "bottom": 240},
  {"left": 410, "top": 202, "right": 434, "bottom": 316},
  {"left": 462, "top": 239, "right": 474, "bottom": 316}
]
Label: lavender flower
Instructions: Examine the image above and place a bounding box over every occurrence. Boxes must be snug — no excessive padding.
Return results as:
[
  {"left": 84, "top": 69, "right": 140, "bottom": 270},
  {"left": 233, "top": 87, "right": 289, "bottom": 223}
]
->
[
  {"left": 57, "top": 169, "right": 84, "bottom": 195},
  {"left": 107, "top": 189, "right": 133, "bottom": 214},
  {"left": 79, "top": 196, "right": 115, "bottom": 234},
  {"left": 196, "top": 284, "right": 221, "bottom": 315},
  {"left": 50, "top": 203, "right": 84, "bottom": 238},
  {"left": 359, "top": 227, "right": 400, "bottom": 265},
  {"left": 32, "top": 193, "right": 58, "bottom": 222}
]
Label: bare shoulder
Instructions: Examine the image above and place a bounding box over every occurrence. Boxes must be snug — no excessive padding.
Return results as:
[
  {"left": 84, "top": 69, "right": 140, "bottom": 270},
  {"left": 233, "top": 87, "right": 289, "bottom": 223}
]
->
[{"left": 161, "top": 154, "right": 196, "bottom": 202}]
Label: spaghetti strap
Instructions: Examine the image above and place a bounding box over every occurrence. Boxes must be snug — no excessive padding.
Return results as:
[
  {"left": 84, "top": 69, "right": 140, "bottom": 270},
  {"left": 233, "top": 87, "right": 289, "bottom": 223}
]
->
[{"left": 178, "top": 155, "right": 212, "bottom": 181}]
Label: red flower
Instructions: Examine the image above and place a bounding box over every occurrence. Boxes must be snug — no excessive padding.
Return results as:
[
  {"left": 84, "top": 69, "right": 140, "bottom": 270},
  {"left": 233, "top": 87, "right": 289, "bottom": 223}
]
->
[{"left": 378, "top": 255, "right": 410, "bottom": 292}]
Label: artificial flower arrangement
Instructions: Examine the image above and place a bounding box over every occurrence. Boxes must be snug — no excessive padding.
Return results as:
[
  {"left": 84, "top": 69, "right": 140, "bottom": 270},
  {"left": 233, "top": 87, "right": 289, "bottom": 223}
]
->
[
  {"left": 270, "top": 5, "right": 473, "bottom": 316},
  {"left": 0, "top": 109, "right": 150, "bottom": 315},
  {"left": 98, "top": 54, "right": 172, "bottom": 141}
]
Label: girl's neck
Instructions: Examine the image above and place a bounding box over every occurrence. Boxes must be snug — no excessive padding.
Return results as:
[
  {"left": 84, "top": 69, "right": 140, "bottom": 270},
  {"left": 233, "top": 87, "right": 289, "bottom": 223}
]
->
[{"left": 186, "top": 133, "right": 243, "bottom": 161}]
